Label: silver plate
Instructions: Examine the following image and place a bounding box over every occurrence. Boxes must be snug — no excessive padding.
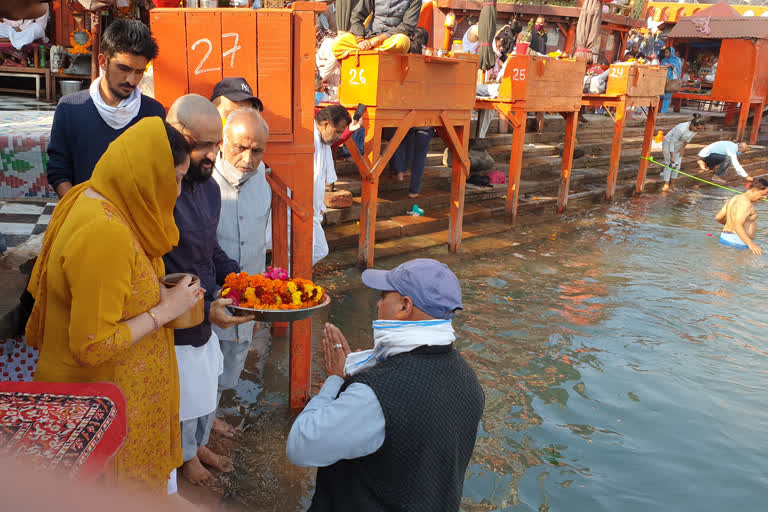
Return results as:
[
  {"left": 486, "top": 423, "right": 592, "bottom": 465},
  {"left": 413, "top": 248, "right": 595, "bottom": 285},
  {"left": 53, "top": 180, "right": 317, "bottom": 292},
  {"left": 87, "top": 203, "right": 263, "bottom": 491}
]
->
[{"left": 221, "top": 293, "right": 330, "bottom": 322}]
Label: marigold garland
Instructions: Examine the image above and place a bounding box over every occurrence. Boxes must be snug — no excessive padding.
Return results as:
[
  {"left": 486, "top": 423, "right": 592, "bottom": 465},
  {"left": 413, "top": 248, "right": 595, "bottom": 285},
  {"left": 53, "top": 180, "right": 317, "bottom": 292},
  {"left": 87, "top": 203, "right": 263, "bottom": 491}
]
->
[
  {"left": 69, "top": 29, "right": 92, "bottom": 55},
  {"left": 222, "top": 267, "right": 325, "bottom": 310}
]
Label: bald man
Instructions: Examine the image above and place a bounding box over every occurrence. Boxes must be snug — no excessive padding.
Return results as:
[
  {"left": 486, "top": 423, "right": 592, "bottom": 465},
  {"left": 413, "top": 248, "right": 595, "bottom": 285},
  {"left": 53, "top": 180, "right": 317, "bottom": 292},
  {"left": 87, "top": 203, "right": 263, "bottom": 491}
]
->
[
  {"left": 163, "top": 94, "right": 255, "bottom": 486},
  {"left": 209, "top": 108, "right": 273, "bottom": 440}
]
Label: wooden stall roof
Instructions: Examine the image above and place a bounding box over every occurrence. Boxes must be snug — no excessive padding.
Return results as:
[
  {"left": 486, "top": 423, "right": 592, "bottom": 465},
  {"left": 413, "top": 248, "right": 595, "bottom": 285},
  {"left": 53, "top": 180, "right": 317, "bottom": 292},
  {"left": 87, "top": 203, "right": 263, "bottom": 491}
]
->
[
  {"left": 435, "top": 0, "right": 643, "bottom": 27},
  {"left": 668, "top": 17, "right": 768, "bottom": 40}
]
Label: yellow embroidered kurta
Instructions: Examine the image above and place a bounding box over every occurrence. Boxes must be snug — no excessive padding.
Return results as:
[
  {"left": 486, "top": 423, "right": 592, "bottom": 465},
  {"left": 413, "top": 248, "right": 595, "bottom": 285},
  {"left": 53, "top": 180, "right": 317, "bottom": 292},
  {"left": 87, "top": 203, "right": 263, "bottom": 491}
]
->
[{"left": 34, "top": 196, "right": 181, "bottom": 493}]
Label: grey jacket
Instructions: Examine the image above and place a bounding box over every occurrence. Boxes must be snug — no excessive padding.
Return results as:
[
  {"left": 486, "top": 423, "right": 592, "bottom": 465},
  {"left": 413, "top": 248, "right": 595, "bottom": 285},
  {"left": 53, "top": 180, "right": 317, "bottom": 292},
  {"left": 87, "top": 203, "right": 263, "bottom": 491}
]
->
[{"left": 349, "top": 0, "right": 421, "bottom": 38}]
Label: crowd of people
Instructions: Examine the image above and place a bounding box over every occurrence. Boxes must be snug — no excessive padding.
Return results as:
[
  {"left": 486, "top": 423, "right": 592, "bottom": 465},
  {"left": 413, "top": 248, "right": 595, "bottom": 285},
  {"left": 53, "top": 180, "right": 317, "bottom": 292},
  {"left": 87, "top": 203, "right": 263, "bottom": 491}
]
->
[{"left": 21, "top": 14, "right": 486, "bottom": 508}]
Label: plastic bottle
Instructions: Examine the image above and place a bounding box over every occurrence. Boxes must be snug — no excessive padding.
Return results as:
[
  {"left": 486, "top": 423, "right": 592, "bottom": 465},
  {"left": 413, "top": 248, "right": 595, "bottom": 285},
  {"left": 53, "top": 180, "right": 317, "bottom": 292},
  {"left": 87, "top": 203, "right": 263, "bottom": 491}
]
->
[
  {"left": 451, "top": 40, "right": 463, "bottom": 54},
  {"left": 654, "top": 130, "right": 664, "bottom": 143}
]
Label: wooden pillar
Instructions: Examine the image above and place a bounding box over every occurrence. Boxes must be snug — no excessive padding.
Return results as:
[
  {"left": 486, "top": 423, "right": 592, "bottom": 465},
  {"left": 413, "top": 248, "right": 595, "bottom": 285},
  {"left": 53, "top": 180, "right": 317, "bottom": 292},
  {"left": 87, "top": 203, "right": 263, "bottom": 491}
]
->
[
  {"left": 358, "top": 124, "right": 382, "bottom": 269},
  {"left": 606, "top": 101, "right": 626, "bottom": 201},
  {"left": 448, "top": 121, "right": 469, "bottom": 252},
  {"left": 505, "top": 110, "right": 526, "bottom": 222},
  {"left": 90, "top": 11, "right": 101, "bottom": 82},
  {"left": 736, "top": 101, "right": 750, "bottom": 142},
  {"left": 558, "top": 111, "right": 578, "bottom": 213},
  {"left": 636, "top": 99, "right": 659, "bottom": 194},
  {"left": 724, "top": 102, "right": 738, "bottom": 125},
  {"left": 565, "top": 23, "right": 576, "bottom": 56},
  {"left": 750, "top": 101, "right": 764, "bottom": 145}
]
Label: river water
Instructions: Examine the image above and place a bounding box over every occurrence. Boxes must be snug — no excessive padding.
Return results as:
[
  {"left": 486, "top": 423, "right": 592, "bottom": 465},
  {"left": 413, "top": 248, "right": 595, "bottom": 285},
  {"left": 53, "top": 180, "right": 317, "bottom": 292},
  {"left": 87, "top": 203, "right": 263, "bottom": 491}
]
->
[{"left": 223, "top": 188, "right": 768, "bottom": 511}]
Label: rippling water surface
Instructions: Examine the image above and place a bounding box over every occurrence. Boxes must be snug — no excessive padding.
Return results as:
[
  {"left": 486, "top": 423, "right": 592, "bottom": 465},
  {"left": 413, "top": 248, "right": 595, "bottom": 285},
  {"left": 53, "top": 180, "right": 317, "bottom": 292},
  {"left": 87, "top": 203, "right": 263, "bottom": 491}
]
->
[{"left": 227, "top": 188, "right": 768, "bottom": 511}]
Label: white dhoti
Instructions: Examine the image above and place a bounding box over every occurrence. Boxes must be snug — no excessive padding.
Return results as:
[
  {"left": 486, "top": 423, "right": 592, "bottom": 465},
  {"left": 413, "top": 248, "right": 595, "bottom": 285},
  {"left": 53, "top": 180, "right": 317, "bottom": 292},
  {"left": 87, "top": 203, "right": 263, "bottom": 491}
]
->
[{"left": 175, "top": 331, "right": 223, "bottom": 422}]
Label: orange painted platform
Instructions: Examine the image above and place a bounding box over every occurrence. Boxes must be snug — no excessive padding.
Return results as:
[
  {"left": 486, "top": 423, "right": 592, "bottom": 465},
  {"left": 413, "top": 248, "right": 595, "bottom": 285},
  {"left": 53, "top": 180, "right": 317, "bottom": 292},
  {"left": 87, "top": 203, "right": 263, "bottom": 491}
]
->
[
  {"left": 475, "top": 55, "right": 587, "bottom": 220},
  {"left": 337, "top": 52, "right": 478, "bottom": 268},
  {"left": 581, "top": 64, "right": 667, "bottom": 199}
]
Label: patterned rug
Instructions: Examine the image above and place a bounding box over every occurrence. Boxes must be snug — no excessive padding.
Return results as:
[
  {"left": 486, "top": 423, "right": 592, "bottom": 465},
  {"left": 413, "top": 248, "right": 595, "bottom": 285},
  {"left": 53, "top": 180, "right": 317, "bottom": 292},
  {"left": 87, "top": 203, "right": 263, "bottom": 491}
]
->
[
  {"left": 0, "top": 110, "right": 55, "bottom": 199},
  {"left": 0, "top": 381, "right": 126, "bottom": 478}
]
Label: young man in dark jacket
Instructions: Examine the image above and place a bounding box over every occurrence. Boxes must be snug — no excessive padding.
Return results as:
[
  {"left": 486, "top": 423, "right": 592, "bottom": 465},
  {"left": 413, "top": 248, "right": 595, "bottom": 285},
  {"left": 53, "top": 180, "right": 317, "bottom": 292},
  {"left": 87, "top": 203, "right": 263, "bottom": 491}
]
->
[{"left": 46, "top": 19, "right": 165, "bottom": 198}]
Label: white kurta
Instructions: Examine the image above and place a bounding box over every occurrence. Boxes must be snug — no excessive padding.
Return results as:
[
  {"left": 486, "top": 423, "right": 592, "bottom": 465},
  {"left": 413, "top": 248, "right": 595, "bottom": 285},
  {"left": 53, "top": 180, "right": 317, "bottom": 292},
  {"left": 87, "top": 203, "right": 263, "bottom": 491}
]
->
[
  {"left": 313, "top": 124, "right": 338, "bottom": 265},
  {"left": 212, "top": 156, "right": 271, "bottom": 344}
]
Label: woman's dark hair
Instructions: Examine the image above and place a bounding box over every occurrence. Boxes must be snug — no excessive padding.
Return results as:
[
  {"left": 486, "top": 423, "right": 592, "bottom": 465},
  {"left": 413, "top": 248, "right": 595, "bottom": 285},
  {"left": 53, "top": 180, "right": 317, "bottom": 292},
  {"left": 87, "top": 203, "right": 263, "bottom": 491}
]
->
[
  {"left": 690, "top": 113, "right": 706, "bottom": 128},
  {"left": 409, "top": 27, "right": 429, "bottom": 55},
  {"left": 316, "top": 104, "right": 352, "bottom": 127},
  {"left": 751, "top": 177, "right": 768, "bottom": 190},
  {"left": 164, "top": 121, "right": 191, "bottom": 167},
  {"left": 495, "top": 25, "right": 518, "bottom": 58},
  {"left": 101, "top": 19, "right": 159, "bottom": 61}
]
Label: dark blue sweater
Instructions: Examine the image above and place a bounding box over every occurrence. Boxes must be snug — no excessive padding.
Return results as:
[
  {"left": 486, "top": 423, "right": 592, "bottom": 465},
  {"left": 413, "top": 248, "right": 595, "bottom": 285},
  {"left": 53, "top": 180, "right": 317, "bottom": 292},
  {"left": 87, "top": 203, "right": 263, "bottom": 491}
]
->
[
  {"left": 46, "top": 90, "right": 166, "bottom": 190},
  {"left": 163, "top": 179, "right": 240, "bottom": 347}
]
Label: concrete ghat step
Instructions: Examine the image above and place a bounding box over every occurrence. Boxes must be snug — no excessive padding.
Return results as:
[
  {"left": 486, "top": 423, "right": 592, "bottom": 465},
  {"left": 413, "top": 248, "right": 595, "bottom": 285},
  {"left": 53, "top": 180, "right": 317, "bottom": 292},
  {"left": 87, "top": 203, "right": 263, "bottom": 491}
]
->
[{"left": 325, "top": 200, "right": 508, "bottom": 250}]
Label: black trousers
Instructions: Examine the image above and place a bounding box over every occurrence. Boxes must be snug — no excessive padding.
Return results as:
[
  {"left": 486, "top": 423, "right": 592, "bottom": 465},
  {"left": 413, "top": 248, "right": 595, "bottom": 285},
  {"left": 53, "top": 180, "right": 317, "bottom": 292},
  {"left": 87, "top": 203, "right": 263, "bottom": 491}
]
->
[{"left": 703, "top": 153, "right": 730, "bottom": 176}]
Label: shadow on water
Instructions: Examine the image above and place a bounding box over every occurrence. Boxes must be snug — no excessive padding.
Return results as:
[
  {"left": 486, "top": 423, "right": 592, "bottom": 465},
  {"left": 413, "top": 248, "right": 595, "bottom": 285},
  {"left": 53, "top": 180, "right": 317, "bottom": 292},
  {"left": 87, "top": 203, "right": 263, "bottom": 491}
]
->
[{"left": 221, "top": 187, "right": 768, "bottom": 512}]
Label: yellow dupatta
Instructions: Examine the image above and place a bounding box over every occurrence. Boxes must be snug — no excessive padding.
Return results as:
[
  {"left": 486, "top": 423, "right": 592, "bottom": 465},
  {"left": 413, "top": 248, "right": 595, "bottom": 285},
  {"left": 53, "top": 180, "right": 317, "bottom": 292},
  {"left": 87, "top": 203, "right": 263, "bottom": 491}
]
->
[{"left": 26, "top": 117, "right": 180, "bottom": 349}]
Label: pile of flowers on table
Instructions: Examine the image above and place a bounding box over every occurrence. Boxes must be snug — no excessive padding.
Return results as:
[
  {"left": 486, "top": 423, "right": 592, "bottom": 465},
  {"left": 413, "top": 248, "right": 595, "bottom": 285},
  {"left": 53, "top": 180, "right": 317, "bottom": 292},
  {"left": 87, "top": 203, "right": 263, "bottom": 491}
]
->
[{"left": 222, "top": 267, "right": 325, "bottom": 310}]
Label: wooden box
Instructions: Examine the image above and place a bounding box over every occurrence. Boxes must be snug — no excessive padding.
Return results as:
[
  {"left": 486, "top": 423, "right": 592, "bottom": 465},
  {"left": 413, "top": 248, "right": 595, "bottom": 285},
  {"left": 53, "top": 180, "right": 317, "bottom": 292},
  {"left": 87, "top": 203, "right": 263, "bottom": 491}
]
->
[
  {"left": 497, "top": 55, "right": 586, "bottom": 112},
  {"left": 605, "top": 63, "right": 667, "bottom": 98},
  {"left": 150, "top": 8, "right": 293, "bottom": 136},
  {"left": 338, "top": 52, "right": 478, "bottom": 111}
]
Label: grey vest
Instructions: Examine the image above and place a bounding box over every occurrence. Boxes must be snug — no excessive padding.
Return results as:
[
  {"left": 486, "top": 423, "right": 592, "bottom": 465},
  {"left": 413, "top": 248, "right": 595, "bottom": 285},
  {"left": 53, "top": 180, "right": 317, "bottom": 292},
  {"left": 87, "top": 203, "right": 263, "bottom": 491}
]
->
[
  {"left": 370, "top": 0, "right": 411, "bottom": 35},
  {"left": 308, "top": 345, "right": 485, "bottom": 511}
]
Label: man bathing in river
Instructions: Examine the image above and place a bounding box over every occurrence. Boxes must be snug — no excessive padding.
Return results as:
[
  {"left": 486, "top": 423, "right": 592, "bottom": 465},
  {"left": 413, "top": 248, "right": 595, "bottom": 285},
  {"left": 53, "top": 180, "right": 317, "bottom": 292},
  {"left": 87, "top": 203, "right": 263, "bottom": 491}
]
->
[{"left": 716, "top": 177, "right": 768, "bottom": 254}]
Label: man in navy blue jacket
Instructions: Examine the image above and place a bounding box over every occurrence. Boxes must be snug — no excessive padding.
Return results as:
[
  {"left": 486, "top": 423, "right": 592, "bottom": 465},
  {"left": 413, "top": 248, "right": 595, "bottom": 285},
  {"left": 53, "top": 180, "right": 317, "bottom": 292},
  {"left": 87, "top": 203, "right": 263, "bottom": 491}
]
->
[
  {"left": 46, "top": 19, "right": 165, "bottom": 198},
  {"left": 164, "top": 93, "right": 256, "bottom": 486}
]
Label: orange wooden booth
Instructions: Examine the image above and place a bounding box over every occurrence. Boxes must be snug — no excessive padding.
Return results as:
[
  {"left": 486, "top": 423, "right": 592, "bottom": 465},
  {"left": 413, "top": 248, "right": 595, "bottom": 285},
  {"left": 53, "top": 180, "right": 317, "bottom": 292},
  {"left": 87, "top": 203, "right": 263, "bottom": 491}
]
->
[
  {"left": 581, "top": 63, "right": 667, "bottom": 200},
  {"left": 150, "top": 4, "right": 325, "bottom": 410},
  {"left": 669, "top": 16, "right": 768, "bottom": 144},
  {"left": 337, "top": 52, "right": 478, "bottom": 268},
  {"left": 475, "top": 55, "right": 586, "bottom": 220}
]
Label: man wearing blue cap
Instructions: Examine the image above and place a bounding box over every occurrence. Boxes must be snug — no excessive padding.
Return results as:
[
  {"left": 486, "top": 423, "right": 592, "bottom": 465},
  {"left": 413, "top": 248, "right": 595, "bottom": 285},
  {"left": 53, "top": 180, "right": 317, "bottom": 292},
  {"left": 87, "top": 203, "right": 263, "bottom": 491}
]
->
[{"left": 286, "top": 258, "right": 485, "bottom": 511}]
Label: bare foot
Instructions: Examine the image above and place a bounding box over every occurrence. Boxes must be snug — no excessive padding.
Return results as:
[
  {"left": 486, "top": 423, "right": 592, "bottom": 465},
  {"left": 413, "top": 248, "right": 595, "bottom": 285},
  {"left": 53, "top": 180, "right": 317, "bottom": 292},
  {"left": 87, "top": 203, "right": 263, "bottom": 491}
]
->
[
  {"left": 181, "top": 456, "right": 214, "bottom": 486},
  {"left": 662, "top": 183, "right": 670, "bottom": 191},
  {"left": 212, "top": 417, "right": 236, "bottom": 438},
  {"left": 397, "top": 172, "right": 405, "bottom": 182},
  {"left": 198, "top": 445, "right": 233, "bottom": 473}
]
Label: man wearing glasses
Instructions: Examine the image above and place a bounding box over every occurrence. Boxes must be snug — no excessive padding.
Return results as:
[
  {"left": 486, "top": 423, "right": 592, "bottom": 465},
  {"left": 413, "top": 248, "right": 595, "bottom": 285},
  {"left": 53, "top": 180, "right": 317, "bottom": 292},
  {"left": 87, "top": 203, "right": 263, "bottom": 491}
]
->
[{"left": 165, "top": 94, "right": 256, "bottom": 485}]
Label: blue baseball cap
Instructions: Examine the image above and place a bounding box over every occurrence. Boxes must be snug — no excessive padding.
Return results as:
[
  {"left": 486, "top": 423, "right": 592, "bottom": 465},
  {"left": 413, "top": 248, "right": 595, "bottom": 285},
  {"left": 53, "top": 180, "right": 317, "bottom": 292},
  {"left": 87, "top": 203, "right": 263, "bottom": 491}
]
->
[{"left": 361, "top": 259, "right": 463, "bottom": 319}]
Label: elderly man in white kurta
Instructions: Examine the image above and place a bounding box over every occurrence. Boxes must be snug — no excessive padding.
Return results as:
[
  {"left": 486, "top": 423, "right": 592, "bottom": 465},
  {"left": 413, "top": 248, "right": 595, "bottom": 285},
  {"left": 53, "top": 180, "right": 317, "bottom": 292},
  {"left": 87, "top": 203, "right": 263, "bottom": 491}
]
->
[
  {"left": 313, "top": 105, "right": 352, "bottom": 264},
  {"left": 209, "top": 108, "right": 272, "bottom": 436}
]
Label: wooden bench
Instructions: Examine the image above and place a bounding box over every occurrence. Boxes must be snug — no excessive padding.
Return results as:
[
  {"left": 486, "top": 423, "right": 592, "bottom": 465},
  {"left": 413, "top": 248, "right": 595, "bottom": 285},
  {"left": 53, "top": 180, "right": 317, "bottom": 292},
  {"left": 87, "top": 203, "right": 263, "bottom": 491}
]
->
[{"left": 0, "top": 65, "right": 51, "bottom": 102}]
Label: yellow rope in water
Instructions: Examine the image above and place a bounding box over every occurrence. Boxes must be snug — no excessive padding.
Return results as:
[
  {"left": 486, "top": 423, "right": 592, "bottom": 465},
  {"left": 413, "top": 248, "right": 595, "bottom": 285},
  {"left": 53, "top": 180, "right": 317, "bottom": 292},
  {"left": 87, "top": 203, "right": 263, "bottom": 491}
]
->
[{"left": 642, "top": 156, "right": 768, "bottom": 202}]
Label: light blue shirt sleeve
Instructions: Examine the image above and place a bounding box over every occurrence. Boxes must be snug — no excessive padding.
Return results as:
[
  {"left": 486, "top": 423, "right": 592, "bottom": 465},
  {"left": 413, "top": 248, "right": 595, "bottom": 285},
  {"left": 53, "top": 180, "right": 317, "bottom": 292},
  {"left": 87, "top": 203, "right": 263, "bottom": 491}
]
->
[
  {"left": 726, "top": 147, "right": 748, "bottom": 177},
  {"left": 286, "top": 375, "right": 386, "bottom": 467}
]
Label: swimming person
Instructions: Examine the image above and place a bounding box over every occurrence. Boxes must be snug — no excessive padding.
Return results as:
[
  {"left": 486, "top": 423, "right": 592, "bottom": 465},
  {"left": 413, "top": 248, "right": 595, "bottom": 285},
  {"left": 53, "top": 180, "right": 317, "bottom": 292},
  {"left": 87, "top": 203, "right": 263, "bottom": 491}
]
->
[
  {"left": 661, "top": 114, "right": 706, "bottom": 191},
  {"left": 715, "top": 177, "right": 768, "bottom": 254}
]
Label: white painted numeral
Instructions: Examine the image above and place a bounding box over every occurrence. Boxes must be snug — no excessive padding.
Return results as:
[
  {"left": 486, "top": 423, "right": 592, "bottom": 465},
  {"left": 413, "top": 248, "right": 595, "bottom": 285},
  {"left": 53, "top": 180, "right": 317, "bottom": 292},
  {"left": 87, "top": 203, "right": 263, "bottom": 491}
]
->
[
  {"left": 511, "top": 68, "right": 526, "bottom": 81},
  {"left": 191, "top": 38, "right": 221, "bottom": 75},
  {"left": 349, "top": 68, "right": 367, "bottom": 85},
  {"left": 609, "top": 67, "right": 625, "bottom": 79},
  {"left": 222, "top": 33, "right": 241, "bottom": 68}
]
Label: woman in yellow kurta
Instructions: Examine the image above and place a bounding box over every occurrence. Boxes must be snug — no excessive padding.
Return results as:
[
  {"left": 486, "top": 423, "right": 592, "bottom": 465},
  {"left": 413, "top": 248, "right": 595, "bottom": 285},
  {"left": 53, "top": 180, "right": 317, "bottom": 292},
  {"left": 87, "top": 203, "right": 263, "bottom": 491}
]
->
[{"left": 26, "top": 117, "right": 201, "bottom": 494}]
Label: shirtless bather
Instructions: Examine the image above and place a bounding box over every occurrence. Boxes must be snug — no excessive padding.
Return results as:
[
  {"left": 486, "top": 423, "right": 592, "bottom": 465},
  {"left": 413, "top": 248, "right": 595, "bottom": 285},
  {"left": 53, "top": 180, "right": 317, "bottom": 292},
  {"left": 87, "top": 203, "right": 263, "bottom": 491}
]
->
[{"left": 715, "top": 177, "right": 768, "bottom": 254}]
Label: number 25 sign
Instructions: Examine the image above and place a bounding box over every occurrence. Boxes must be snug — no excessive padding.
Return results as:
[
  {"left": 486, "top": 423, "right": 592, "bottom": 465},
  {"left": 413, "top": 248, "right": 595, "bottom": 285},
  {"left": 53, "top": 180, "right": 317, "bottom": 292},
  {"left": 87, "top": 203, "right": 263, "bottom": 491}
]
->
[{"left": 190, "top": 33, "right": 242, "bottom": 76}]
